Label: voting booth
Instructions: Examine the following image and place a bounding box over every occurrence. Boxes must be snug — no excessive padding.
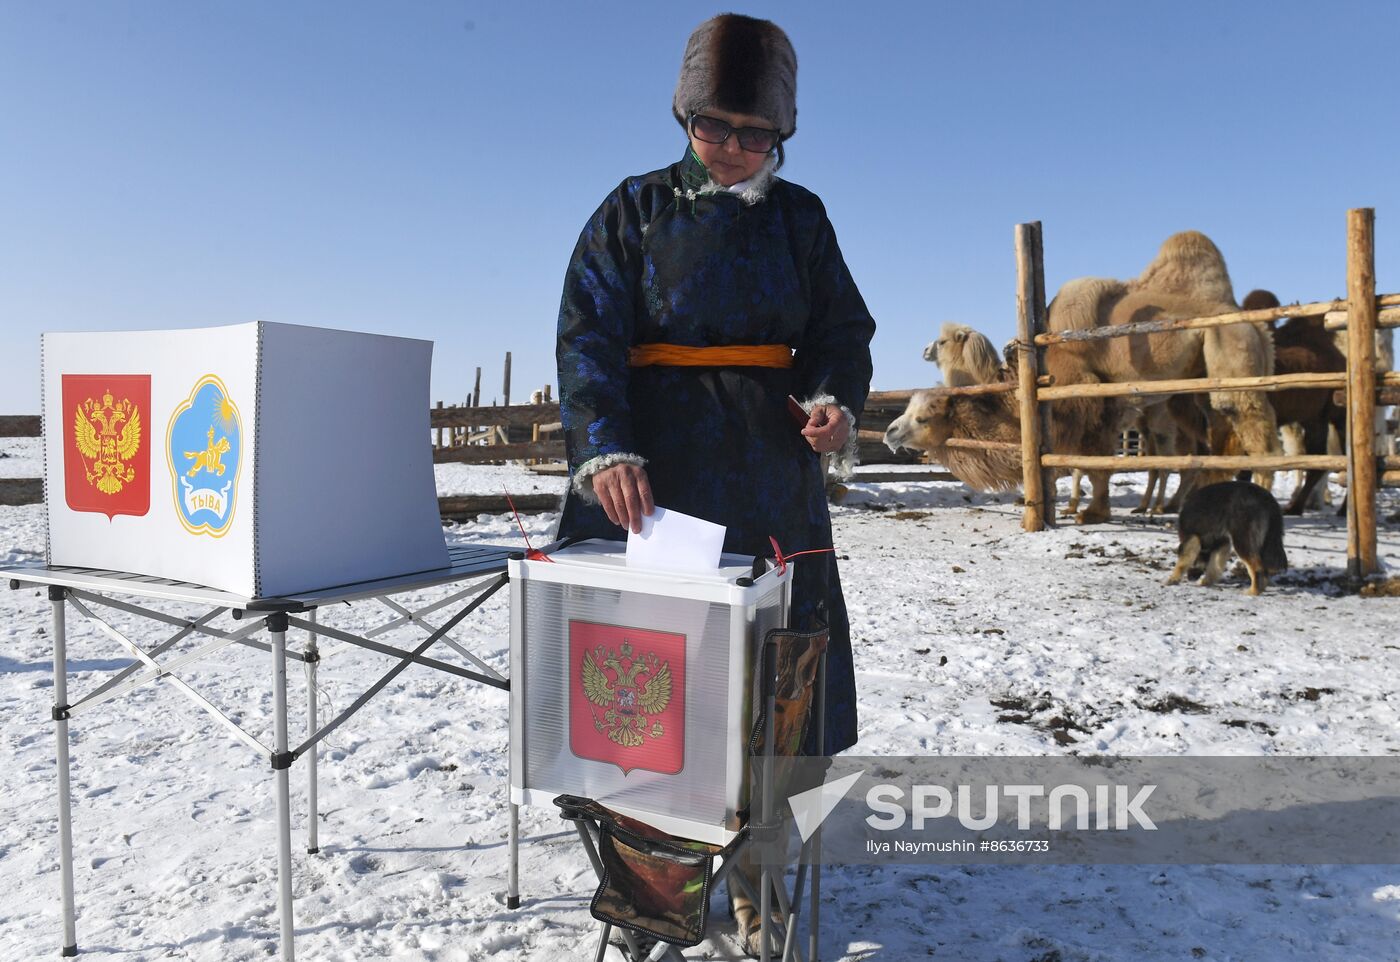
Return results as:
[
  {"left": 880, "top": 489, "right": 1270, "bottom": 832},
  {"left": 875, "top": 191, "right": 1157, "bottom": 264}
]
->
[
  {"left": 41, "top": 321, "right": 447, "bottom": 598},
  {"left": 509, "top": 539, "right": 792, "bottom": 845}
]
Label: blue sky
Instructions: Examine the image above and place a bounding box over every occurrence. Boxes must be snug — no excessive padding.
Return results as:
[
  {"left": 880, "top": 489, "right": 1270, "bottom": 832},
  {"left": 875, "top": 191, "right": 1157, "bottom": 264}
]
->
[{"left": 2, "top": 1, "right": 1396, "bottom": 414}]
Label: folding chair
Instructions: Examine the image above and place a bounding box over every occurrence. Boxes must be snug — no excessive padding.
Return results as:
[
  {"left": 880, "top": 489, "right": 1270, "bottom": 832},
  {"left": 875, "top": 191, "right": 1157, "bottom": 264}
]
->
[{"left": 556, "top": 625, "right": 829, "bottom": 962}]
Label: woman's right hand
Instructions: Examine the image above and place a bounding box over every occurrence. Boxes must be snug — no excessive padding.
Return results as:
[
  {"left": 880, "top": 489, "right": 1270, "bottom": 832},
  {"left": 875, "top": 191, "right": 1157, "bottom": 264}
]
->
[{"left": 592, "top": 463, "right": 655, "bottom": 534}]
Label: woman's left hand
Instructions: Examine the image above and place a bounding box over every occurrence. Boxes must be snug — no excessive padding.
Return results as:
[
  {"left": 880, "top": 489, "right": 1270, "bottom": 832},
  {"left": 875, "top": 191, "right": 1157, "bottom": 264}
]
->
[{"left": 800, "top": 403, "right": 850, "bottom": 454}]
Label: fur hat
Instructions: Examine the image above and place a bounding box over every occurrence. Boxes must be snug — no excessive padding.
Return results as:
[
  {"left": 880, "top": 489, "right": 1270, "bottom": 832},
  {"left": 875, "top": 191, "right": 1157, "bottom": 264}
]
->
[{"left": 672, "top": 14, "right": 797, "bottom": 140}]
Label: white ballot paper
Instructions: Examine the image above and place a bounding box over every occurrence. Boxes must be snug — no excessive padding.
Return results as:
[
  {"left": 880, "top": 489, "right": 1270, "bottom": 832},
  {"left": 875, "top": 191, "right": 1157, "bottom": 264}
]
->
[{"left": 626, "top": 505, "right": 727, "bottom": 573}]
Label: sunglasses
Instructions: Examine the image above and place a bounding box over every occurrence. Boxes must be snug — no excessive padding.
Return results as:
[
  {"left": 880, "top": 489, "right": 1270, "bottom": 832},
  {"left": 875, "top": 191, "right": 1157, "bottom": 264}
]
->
[{"left": 688, "top": 113, "right": 781, "bottom": 153}]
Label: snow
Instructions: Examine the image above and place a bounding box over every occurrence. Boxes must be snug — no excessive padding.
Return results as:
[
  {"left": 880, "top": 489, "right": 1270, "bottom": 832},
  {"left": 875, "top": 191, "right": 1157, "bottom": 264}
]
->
[{"left": 3, "top": 448, "right": 1400, "bottom": 960}]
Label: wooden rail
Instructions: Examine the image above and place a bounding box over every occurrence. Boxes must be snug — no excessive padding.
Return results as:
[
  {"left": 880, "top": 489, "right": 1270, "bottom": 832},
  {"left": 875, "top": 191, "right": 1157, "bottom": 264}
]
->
[
  {"left": 1036, "top": 370, "right": 1349, "bottom": 401},
  {"left": 432, "top": 402, "right": 560, "bottom": 431},
  {"left": 0, "top": 415, "right": 40, "bottom": 437},
  {"left": 434, "top": 440, "right": 565, "bottom": 464},
  {"left": 1324, "top": 307, "right": 1400, "bottom": 331},
  {"left": 1034, "top": 293, "right": 1400, "bottom": 347},
  {"left": 1041, "top": 454, "right": 1348, "bottom": 472}
]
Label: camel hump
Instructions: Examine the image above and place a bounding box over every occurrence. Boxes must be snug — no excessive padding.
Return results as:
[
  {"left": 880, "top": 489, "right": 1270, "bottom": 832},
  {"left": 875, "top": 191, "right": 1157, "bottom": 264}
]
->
[
  {"left": 1241, "top": 289, "right": 1281, "bottom": 311},
  {"left": 1135, "top": 231, "right": 1235, "bottom": 304},
  {"left": 1046, "top": 277, "right": 1127, "bottom": 333}
]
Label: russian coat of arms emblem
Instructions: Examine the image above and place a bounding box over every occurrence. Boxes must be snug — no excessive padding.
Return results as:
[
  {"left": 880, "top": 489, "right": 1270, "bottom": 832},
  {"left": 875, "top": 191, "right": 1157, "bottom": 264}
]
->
[
  {"left": 61, "top": 374, "right": 151, "bottom": 519},
  {"left": 166, "top": 374, "right": 242, "bottom": 536},
  {"left": 570, "top": 620, "right": 686, "bottom": 775}
]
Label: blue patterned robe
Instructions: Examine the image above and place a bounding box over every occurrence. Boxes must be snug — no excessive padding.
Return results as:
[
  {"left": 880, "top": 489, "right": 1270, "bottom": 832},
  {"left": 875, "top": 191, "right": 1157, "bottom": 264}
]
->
[{"left": 555, "top": 147, "right": 875, "bottom": 754}]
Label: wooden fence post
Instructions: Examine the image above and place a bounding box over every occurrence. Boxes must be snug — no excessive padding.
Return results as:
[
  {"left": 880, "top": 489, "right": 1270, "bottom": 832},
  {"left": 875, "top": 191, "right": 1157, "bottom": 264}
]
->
[
  {"left": 1346, "top": 207, "right": 1379, "bottom": 578},
  {"left": 1016, "top": 222, "right": 1048, "bottom": 531},
  {"left": 1029, "top": 220, "right": 1055, "bottom": 524},
  {"left": 435, "top": 400, "right": 443, "bottom": 448},
  {"left": 503, "top": 352, "right": 512, "bottom": 409}
]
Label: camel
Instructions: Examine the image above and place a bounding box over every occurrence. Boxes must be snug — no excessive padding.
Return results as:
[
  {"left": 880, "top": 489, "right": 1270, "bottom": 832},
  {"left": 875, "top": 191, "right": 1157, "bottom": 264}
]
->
[
  {"left": 924, "top": 323, "right": 1005, "bottom": 385},
  {"left": 1231, "top": 290, "right": 1347, "bottom": 514},
  {"left": 888, "top": 231, "right": 1277, "bottom": 523},
  {"left": 927, "top": 321, "right": 1122, "bottom": 515},
  {"left": 1048, "top": 232, "right": 1279, "bottom": 483},
  {"left": 883, "top": 387, "right": 1125, "bottom": 523}
]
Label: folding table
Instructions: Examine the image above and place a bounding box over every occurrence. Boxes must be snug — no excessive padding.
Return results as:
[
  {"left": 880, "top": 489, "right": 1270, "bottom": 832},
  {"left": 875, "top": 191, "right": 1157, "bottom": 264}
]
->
[{"left": 3, "top": 541, "right": 523, "bottom": 961}]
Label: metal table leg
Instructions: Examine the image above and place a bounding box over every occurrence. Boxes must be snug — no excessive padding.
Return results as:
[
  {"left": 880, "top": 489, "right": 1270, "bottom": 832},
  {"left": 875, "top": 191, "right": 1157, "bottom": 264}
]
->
[
  {"left": 304, "top": 609, "right": 319, "bottom": 855},
  {"left": 268, "top": 612, "right": 296, "bottom": 961},
  {"left": 507, "top": 801, "right": 520, "bottom": 909},
  {"left": 51, "top": 586, "right": 79, "bottom": 957}
]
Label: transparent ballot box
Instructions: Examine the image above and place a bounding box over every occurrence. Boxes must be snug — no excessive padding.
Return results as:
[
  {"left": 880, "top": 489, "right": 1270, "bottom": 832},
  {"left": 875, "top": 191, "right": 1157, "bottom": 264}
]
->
[{"left": 509, "top": 539, "right": 791, "bottom": 845}]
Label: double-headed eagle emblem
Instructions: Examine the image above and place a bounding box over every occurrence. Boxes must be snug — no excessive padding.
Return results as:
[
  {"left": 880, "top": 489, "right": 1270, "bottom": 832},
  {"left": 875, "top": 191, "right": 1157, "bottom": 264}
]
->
[
  {"left": 73, "top": 390, "right": 142, "bottom": 495},
  {"left": 581, "top": 640, "right": 673, "bottom": 747}
]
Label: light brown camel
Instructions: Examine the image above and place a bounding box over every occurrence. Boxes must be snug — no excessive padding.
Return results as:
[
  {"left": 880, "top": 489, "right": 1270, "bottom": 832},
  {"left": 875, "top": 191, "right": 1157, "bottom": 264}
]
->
[
  {"left": 887, "top": 231, "right": 1276, "bottom": 523},
  {"left": 924, "top": 322, "right": 1005, "bottom": 385},
  {"left": 1047, "top": 231, "right": 1279, "bottom": 482},
  {"left": 884, "top": 387, "right": 1125, "bottom": 522}
]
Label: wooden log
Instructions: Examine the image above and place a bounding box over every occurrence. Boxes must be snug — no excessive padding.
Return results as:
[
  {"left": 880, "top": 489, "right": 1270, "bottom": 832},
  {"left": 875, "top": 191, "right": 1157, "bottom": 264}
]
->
[
  {"left": 1041, "top": 453, "right": 1346, "bottom": 472},
  {"left": 1035, "top": 294, "right": 1400, "bottom": 347},
  {"left": 864, "top": 383, "right": 1017, "bottom": 412},
  {"left": 849, "top": 469, "right": 958, "bottom": 483},
  {"left": 1015, "top": 222, "right": 1047, "bottom": 532},
  {"left": 1324, "top": 305, "right": 1400, "bottom": 330},
  {"left": 0, "top": 478, "right": 42, "bottom": 505},
  {"left": 1030, "top": 220, "right": 1056, "bottom": 526},
  {"left": 0, "top": 415, "right": 41, "bottom": 437},
  {"left": 863, "top": 389, "right": 917, "bottom": 409},
  {"left": 432, "top": 403, "right": 561, "bottom": 430},
  {"left": 528, "top": 462, "right": 570, "bottom": 477},
  {"left": 945, "top": 437, "right": 1021, "bottom": 452},
  {"left": 433, "top": 440, "right": 566, "bottom": 463},
  {"left": 856, "top": 434, "right": 922, "bottom": 464},
  {"left": 438, "top": 493, "right": 560, "bottom": 519},
  {"left": 1347, "top": 208, "right": 1379, "bottom": 577},
  {"left": 472, "top": 367, "right": 482, "bottom": 409},
  {"left": 1037, "top": 370, "right": 1347, "bottom": 401},
  {"left": 529, "top": 389, "right": 544, "bottom": 461},
  {"left": 503, "top": 352, "right": 512, "bottom": 409}
]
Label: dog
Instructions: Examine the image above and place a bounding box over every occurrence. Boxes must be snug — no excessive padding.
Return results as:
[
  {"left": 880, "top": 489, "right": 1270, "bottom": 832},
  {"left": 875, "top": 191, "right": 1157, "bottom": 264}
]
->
[{"left": 1166, "top": 481, "right": 1288, "bottom": 595}]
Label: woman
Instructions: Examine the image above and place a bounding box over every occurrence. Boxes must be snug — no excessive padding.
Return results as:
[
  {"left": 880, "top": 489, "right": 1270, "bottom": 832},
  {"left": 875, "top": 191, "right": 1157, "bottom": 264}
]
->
[
  {"left": 555, "top": 15, "right": 874, "bottom": 950},
  {"left": 557, "top": 11, "right": 873, "bottom": 755}
]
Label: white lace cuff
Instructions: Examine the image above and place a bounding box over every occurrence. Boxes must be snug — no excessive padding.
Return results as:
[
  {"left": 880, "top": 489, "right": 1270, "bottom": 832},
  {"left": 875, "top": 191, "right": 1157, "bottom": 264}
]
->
[
  {"left": 799, "top": 394, "right": 859, "bottom": 481},
  {"left": 572, "top": 452, "right": 647, "bottom": 503}
]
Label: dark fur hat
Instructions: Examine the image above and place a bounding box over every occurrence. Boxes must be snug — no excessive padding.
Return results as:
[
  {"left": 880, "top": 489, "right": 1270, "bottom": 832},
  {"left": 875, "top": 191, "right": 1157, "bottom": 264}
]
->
[{"left": 673, "top": 14, "right": 797, "bottom": 140}]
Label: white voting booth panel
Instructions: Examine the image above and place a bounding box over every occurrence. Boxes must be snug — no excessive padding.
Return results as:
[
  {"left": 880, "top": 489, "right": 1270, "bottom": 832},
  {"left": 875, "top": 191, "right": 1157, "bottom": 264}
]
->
[
  {"left": 509, "top": 539, "right": 791, "bottom": 846},
  {"left": 42, "top": 321, "right": 447, "bottom": 598}
]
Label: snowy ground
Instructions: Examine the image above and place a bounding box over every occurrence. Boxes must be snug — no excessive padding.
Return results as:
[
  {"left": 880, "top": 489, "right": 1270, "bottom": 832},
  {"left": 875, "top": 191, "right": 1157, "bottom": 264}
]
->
[{"left": 3, "top": 433, "right": 1400, "bottom": 961}]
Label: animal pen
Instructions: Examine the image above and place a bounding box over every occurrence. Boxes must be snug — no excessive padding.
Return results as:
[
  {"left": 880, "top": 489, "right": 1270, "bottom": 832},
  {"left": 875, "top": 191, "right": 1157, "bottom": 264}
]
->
[{"left": 926, "top": 208, "right": 1397, "bottom": 579}]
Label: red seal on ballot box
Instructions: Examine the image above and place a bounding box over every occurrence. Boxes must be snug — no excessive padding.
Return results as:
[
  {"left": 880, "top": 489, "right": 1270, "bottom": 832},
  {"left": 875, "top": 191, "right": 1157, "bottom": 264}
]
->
[
  {"left": 570, "top": 620, "right": 686, "bottom": 775},
  {"left": 61, "top": 374, "right": 152, "bottom": 519}
]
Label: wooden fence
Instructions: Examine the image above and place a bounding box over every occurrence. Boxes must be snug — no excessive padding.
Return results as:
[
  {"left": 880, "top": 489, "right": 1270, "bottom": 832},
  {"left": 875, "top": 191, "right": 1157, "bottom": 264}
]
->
[{"left": 1004, "top": 209, "right": 1397, "bottom": 578}]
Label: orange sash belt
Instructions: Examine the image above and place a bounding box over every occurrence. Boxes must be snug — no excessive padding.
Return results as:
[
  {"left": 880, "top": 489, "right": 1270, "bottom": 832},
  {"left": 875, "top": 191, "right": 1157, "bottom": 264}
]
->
[{"left": 627, "top": 343, "right": 795, "bottom": 368}]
